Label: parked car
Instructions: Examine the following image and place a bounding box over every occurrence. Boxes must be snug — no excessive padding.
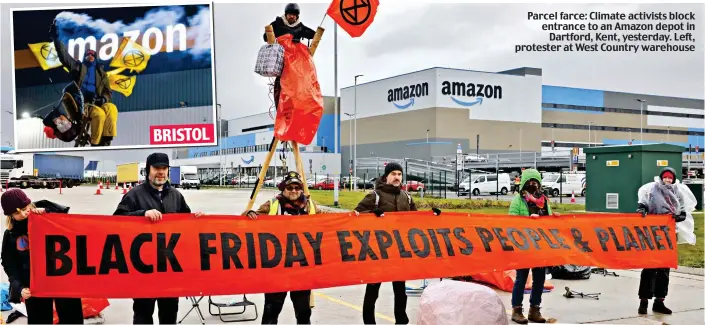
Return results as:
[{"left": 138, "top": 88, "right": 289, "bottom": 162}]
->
[
  {"left": 314, "top": 178, "right": 338, "bottom": 190},
  {"left": 357, "top": 178, "right": 377, "bottom": 189},
  {"left": 402, "top": 181, "right": 425, "bottom": 191},
  {"left": 459, "top": 173, "right": 511, "bottom": 196},
  {"left": 542, "top": 173, "right": 586, "bottom": 197}
]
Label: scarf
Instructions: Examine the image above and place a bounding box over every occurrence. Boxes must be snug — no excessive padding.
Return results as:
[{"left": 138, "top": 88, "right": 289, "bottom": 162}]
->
[
  {"left": 649, "top": 181, "right": 681, "bottom": 215},
  {"left": 276, "top": 194, "right": 308, "bottom": 214},
  {"left": 281, "top": 14, "right": 301, "bottom": 28},
  {"left": 524, "top": 192, "right": 546, "bottom": 208}
]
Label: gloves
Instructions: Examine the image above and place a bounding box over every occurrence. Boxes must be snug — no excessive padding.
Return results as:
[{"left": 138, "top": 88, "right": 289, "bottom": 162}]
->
[
  {"left": 373, "top": 208, "right": 384, "bottom": 217},
  {"left": 432, "top": 207, "right": 441, "bottom": 216},
  {"left": 94, "top": 97, "right": 106, "bottom": 106},
  {"left": 636, "top": 203, "right": 648, "bottom": 218},
  {"left": 673, "top": 211, "right": 686, "bottom": 222}
]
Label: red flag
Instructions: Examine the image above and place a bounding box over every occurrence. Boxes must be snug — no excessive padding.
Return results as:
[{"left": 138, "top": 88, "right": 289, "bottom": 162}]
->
[{"left": 327, "top": 0, "right": 379, "bottom": 38}]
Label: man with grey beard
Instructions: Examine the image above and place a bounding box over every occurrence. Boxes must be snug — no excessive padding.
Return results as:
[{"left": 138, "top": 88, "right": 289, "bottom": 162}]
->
[{"left": 113, "top": 152, "right": 203, "bottom": 324}]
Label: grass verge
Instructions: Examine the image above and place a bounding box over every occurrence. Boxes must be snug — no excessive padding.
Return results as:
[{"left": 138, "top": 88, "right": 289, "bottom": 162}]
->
[
  {"left": 307, "top": 189, "right": 585, "bottom": 213},
  {"left": 678, "top": 212, "right": 704, "bottom": 268}
]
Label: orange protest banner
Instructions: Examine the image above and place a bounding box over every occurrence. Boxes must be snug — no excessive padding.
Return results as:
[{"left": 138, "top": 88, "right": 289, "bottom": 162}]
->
[
  {"left": 31, "top": 211, "right": 676, "bottom": 298},
  {"left": 327, "top": 0, "right": 379, "bottom": 38}
]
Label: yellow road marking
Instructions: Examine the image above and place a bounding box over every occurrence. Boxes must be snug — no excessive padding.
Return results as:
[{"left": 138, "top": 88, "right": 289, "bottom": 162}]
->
[{"left": 314, "top": 291, "right": 396, "bottom": 323}]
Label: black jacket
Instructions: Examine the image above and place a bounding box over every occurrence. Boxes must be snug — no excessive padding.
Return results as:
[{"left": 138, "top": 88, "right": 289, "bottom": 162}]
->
[
  {"left": 0, "top": 200, "right": 71, "bottom": 303},
  {"left": 113, "top": 182, "right": 191, "bottom": 216},
  {"left": 263, "top": 16, "right": 316, "bottom": 43},
  {"left": 1, "top": 220, "right": 30, "bottom": 303},
  {"left": 53, "top": 38, "right": 112, "bottom": 103}
]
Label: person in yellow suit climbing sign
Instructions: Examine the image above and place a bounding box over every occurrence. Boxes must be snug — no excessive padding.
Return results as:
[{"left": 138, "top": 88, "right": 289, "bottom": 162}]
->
[{"left": 49, "top": 22, "right": 117, "bottom": 146}]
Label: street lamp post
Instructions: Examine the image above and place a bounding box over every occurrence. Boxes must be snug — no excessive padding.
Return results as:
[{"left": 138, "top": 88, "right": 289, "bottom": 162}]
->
[
  {"left": 345, "top": 113, "right": 354, "bottom": 181},
  {"left": 217, "top": 104, "right": 223, "bottom": 186},
  {"left": 636, "top": 99, "right": 646, "bottom": 144},
  {"left": 353, "top": 74, "right": 363, "bottom": 185},
  {"left": 587, "top": 122, "right": 592, "bottom": 147}
]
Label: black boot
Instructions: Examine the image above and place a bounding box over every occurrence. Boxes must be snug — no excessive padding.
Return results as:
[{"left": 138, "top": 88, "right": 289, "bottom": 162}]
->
[
  {"left": 638, "top": 299, "right": 648, "bottom": 315},
  {"left": 100, "top": 136, "right": 113, "bottom": 146},
  {"left": 652, "top": 299, "right": 672, "bottom": 314}
]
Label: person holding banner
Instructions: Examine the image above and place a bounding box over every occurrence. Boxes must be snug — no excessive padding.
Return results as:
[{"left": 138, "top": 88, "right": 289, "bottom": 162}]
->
[
  {"left": 352, "top": 162, "right": 441, "bottom": 325},
  {"left": 635, "top": 167, "right": 697, "bottom": 315},
  {"left": 113, "top": 152, "right": 204, "bottom": 324},
  {"left": 1, "top": 189, "right": 84, "bottom": 324},
  {"left": 245, "top": 171, "right": 323, "bottom": 324},
  {"left": 508, "top": 168, "right": 559, "bottom": 324}
]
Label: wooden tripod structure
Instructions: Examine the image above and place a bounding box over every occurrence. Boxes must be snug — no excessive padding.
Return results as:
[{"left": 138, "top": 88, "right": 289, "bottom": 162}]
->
[{"left": 244, "top": 25, "right": 325, "bottom": 308}]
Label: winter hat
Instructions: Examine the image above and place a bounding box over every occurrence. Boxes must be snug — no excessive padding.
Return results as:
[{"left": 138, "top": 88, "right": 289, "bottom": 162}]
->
[
  {"left": 660, "top": 167, "right": 677, "bottom": 181},
  {"left": 278, "top": 171, "right": 303, "bottom": 191},
  {"left": 1, "top": 189, "right": 32, "bottom": 216},
  {"left": 384, "top": 162, "right": 404, "bottom": 177},
  {"left": 146, "top": 152, "right": 170, "bottom": 171}
]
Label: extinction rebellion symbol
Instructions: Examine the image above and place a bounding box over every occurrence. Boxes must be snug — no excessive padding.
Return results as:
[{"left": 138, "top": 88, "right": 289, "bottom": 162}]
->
[
  {"left": 122, "top": 50, "right": 145, "bottom": 68},
  {"left": 340, "top": 0, "right": 371, "bottom": 26},
  {"left": 40, "top": 44, "right": 58, "bottom": 62},
  {"left": 115, "top": 77, "right": 132, "bottom": 90}
]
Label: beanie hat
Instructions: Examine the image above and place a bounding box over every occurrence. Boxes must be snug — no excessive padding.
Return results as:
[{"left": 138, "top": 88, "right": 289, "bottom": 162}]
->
[
  {"left": 384, "top": 162, "right": 403, "bottom": 177},
  {"left": 1, "top": 189, "right": 32, "bottom": 216}
]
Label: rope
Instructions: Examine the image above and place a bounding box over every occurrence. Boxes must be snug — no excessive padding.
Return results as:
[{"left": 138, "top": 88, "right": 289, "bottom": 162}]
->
[{"left": 318, "top": 13, "right": 328, "bottom": 28}]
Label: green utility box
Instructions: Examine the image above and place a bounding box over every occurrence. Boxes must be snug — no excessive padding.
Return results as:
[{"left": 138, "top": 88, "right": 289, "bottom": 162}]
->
[
  {"left": 685, "top": 182, "right": 703, "bottom": 211},
  {"left": 584, "top": 144, "right": 685, "bottom": 213}
]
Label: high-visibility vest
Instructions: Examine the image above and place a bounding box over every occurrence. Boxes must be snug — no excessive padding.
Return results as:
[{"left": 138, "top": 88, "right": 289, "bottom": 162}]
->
[{"left": 268, "top": 198, "right": 316, "bottom": 215}]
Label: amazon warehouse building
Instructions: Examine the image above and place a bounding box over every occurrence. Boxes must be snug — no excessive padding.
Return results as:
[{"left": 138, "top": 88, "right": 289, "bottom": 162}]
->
[
  {"left": 170, "top": 66, "right": 704, "bottom": 184},
  {"left": 336, "top": 66, "right": 705, "bottom": 178}
]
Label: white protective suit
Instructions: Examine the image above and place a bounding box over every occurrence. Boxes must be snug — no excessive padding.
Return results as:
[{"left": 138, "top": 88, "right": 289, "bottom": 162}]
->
[{"left": 637, "top": 176, "right": 697, "bottom": 245}]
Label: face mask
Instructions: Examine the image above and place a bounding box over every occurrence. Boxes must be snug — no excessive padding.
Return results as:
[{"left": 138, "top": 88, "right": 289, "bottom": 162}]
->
[{"left": 525, "top": 185, "right": 538, "bottom": 194}]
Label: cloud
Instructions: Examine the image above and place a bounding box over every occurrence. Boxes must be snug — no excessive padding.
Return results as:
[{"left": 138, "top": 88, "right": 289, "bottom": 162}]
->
[
  {"left": 186, "top": 6, "right": 212, "bottom": 61},
  {"left": 54, "top": 5, "right": 211, "bottom": 63}
]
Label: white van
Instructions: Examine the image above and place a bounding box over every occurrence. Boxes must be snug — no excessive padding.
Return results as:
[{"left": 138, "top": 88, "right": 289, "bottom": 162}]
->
[
  {"left": 542, "top": 173, "right": 586, "bottom": 197},
  {"left": 459, "top": 173, "right": 511, "bottom": 196}
]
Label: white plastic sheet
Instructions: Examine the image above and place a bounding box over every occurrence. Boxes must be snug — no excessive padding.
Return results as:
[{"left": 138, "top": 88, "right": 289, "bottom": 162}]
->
[
  {"left": 637, "top": 177, "right": 697, "bottom": 245},
  {"left": 417, "top": 280, "right": 508, "bottom": 325}
]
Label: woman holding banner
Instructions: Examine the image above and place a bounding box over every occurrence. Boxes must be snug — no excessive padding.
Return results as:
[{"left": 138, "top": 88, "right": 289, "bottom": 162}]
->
[
  {"left": 1, "top": 189, "right": 84, "bottom": 324},
  {"left": 508, "top": 169, "right": 559, "bottom": 324},
  {"left": 636, "top": 167, "right": 696, "bottom": 315}
]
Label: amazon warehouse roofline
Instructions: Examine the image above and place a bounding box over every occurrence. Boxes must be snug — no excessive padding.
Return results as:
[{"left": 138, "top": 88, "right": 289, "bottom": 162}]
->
[{"left": 340, "top": 65, "right": 704, "bottom": 101}]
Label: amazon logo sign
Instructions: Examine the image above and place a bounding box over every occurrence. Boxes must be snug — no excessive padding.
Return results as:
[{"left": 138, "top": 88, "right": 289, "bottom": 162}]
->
[
  {"left": 441, "top": 80, "right": 502, "bottom": 107},
  {"left": 241, "top": 155, "right": 255, "bottom": 165},
  {"left": 387, "top": 82, "right": 429, "bottom": 109}
]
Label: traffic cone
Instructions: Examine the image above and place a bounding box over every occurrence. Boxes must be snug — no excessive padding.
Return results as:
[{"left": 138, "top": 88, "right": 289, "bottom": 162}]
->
[
  {"left": 99, "top": 181, "right": 103, "bottom": 189},
  {"left": 122, "top": 185, "right": 128, "bottom": 194},
  {"left": 95, "top": 184, "right": 102, "bottom": 195},
  {"left": 571, "top": 191, "right": 576, "bottom": 203}
]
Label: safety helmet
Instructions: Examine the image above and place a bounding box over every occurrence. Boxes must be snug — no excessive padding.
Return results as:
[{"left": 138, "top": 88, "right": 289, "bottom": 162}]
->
[{"left": 285, "top": 3, "right": 300, "bottom": 16}]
